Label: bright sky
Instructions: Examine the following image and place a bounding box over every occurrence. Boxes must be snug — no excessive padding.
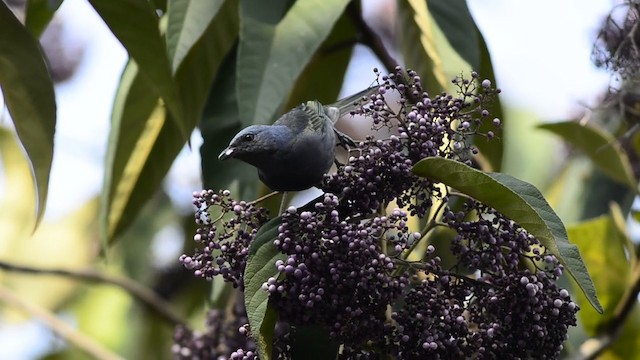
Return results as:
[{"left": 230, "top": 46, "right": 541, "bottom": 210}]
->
[{"left": 0, "top": 0, "right": 617, "bottom": 358}]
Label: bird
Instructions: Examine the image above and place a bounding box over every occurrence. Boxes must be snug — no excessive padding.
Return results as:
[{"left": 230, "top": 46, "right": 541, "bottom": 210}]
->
[{"left": 218, "top": 87, "right": 377, "bottom": 192}]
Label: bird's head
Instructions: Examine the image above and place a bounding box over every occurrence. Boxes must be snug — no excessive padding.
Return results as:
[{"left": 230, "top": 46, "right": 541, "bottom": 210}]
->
[{"left": 218, "top": 125, "right": 289, "bottom": 166}]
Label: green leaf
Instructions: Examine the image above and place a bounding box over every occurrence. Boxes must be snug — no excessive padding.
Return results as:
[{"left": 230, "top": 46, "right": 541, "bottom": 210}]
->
[
  {"left": 398, "top": 0, "right": 476, "bottom": 95},
  {"left": 25, "top": 0, "right": 64, "bottom": 37},
  {"left": 538, "top": 121, "right": 637, "bottom": 189},
  {"left": 412, "top": 157, "right": 602, "bottom": 313},
  {"left": 567, "top": 209, "right": 629, "bottom": 334},
  {"left": 0, "top": 2, "right": 56, "bottom": 229},
  {"left": 88, "top": 0, "right": 187, "bottom": 138},
  {"left": 199, "top": 46, "right": 258, "bottom": 198},
  {"left": 237, "top": 0, "right": 350, "bottom": 125},
  {"left": 101, "top": 1, "right": 237, "bottom": 243},
  {"left": 100, "top": 61, "right": 161, "bottom": 243},
  {"left": 397, "top": 0, "right": 447, "bottom": 95},
  {"left": 428, "top": 0, "right": 479, "bottom": 71},
  {"left": 166, "top": 0, "right": 224, "bottom": 73},
  {"left": 175, "top": 0, "right": 238, "bottom": 131},
  {"left": 244, "top": 217, "right": 285, "bottom": 360},
  {"left": 283, "top": 6, "right": 356, "bottom": 110}
]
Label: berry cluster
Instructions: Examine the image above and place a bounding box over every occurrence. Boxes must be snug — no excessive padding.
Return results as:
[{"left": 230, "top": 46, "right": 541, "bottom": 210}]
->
[
  {"left": 179, "top": 67, "right": 578, "bottom": 358},
  {"left": 386, "top": 201, "right": 578, "bottom": 359},
  {"left": 172, "top": 301, "right": 256, "bottom": 359},
  {"left": 179, "top": 190, "right": 269, "bottom": 288},
  {"left": 265, "top": 194, "right": 411, "bottom": 349},
  {"left": 321, "top": 68, "right": 498, "bottom": 218}
]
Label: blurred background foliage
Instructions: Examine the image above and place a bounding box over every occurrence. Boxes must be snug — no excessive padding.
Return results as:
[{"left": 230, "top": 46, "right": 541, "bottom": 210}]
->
[{"left": 0, "top": 0, "right": 639, "bottom": 358}]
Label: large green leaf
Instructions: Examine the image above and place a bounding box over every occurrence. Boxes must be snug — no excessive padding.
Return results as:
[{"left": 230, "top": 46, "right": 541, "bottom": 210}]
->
[
  {"left": 175, "top": 0, "right": 238, "bottom": 131},
  {"left": 237, "top": 0, "right": 350, "bottom": 125},
  {"left": 398, "top": 1, "right": 474, "bottom": 94},
  {"left": 88, "top": 0, "right": 187, "bottom": 138},
  {"left": 473, "top": 26, "right": 503, "bottom": 172},
  {"left": 0, "top": 2, "right": 56, "bottom": 229},
  {"left": 413, "top": 157, "right": 602, "bottom": 313},
  {"left": 101, "top": 2, "right": 237, "bottom": 243},
  {"left": 25, "top": 0, "right": 64, "bottom": 37},
  {"left": 100, "top": 61, "right": 161, "bottom": 244},
  {"left": 244, "top": 217, "right": 285, "bottom": 360},
  {"left": 567, "top": 208, "right": 629, "bottom": 335},
  {"left": 166, "top": 0, "right": 223, "bottom": 73},
  {"left": 283, "top": 7, "right": 356, "bottom": 110},
  {"left": 539, "top": 121, "right": 637, "bottom": 189},
  {"left": 199, "top": 47, "right": 258, "bottom": 198},
  {"left": 428, "top": 0, "right": 479, "bottom": 71}
]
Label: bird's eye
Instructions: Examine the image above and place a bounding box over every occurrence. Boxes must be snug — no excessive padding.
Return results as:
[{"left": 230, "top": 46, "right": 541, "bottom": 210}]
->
[{"left": 242, "top": 133, "right": 254, "bottom": 142}]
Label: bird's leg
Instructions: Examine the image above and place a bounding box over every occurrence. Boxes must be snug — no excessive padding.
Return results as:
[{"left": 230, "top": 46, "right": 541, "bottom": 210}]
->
[
  {"left": 247, "top": 191, "right": 280, "bottom": 206},
  {"left": 334, "top": 128, "right": 359, "bottom": 166},
  {"left": 279, "top": 192, "right": 288, "bottom": 215}
]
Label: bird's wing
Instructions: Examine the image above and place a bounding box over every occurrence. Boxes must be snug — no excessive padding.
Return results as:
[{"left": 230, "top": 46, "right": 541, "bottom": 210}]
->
[
  {"left": 300, "top": 100, "right": 332, "bottom": 133},
  {"left": 331, "top": 86, "right": 378, "bottom": 116}
]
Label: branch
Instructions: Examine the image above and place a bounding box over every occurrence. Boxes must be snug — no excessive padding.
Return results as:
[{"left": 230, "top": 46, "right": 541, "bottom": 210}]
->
[
  {"left": 0, "top": 259, "right": 186, "bottom": 327},
  {"left": 0, "top": 285, "right": 124, "bottom": 360},
  {"left": 347, "top": 1, "right": 398, "bottom": 73}
]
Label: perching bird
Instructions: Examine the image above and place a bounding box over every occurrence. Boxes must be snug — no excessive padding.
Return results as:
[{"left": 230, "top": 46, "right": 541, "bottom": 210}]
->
[{"left": 218, "top": 87, "right": 377, "bottom": 192}]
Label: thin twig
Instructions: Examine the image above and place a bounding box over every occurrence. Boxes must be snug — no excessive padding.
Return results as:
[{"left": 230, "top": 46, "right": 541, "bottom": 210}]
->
[
  {"left": 0, "top": 260, "right": 186, "bottom": 327},
  {"left": 0, "top": 284, "right": 124, "bottom": 360}
]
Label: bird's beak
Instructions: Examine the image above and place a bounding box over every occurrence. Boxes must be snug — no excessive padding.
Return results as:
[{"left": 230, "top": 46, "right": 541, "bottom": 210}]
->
[{"left": 218, "top": 147, "right": 234, "bottom": 160}]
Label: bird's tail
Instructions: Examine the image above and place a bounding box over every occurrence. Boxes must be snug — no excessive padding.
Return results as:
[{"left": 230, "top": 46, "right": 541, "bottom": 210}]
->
[{"left": 332, "top": 86, "right": 379, "bottom": 116}]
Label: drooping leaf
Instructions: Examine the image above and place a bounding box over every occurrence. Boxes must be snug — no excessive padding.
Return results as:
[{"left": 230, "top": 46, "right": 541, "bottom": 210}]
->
[
  {"left": 428, "top": 0, "right": 479, "bottom": 71},
  {"left": 25, "top": 0, "right": 64, "bottom": 37},
  {"left": 166, "top": 0, "right": 224, "bottom": 73},
  {"left": 283, "top": 6, "right": 357, "bottom": 110},
  {"left": 175, "top": 0, "right": 238, "bottom": 131},
  {"left": 0, "top": 2, "right": 56, "bottom": 229},
  {"left": 413, "top": 157, "right": 602, "bottom": 313},
  {"left": 199, "top": 46, "right": 258, "bottom": 198},
  {"left": 88, "top": 0, "right": 187, "bottom": 138},
  {"left": 100, "top": 61, "right": 163, "bottom": 244},
  {"left": 244, "top": 217, "right": 285, "bottom": 360},
  {"left": 539, "top": 121, "right": 637, "bottom": 189},
  {"left": 101, "top": 1, "right": 237, "bottom": 243},
  {"left": 567, "top": 207, "right": 629, "bottom": 334},
  {"left": 396, "top": 0, "right": 447, "bottom": 95},
  {"left": 398, "top": 0, "right": 470, "bottom": 95},
  {"left": 237, "top": 0, "right": 351, "bottom": 126}
]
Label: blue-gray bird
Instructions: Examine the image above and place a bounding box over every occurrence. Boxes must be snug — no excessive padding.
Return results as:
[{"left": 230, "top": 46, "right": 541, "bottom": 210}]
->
[{"left": 218, "top": 87, "right": 377, "bottom": 191}]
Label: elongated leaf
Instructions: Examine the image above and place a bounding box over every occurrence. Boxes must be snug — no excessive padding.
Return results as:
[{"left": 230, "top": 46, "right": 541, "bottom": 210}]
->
[
  {"left": 88, "top": 0, "right": 187, "bottom": 138},
  {"left": 245, "top": 217, "right": 285, "bottom": 360},
  {"left": 102, "top": 1, "right": 237, "bottom": 243},
  {"left": 199, "top": 47, "right": 258, "bottom": 198},
  {"left": 237, "top": 0, "right": 350, "bottom": 125},
  {"left": 428, "top": 0, "right": 479, "bottom": 71},
  {"left": 413, "top": 157, "right": 602, "bottom": 313},
  {"left": 176, "top": 0, "right": 238, "bottom": 130},
  {"left": 0, "top": 2, "right": 56, "bottom": 229},
  {"left": 25, "top": 0, "right": 64, "bottom": 37},
  {"left": 539, "top": 121, "right": 637, "bottom": 189},
  {"left": 283, "top": 7, "right": 356, "bottom": 110},
  {"left": 397, "top": 0, "right": 447, "bottom": 95},
  {"left": 567, "top": 211, "right": 629, "bottom": 334},
  {"left": 100, "top": 61, "right": 160, "bottom": 243},
  {"left": 166, "top": 0, "right": 223, "bottom": 73}
]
